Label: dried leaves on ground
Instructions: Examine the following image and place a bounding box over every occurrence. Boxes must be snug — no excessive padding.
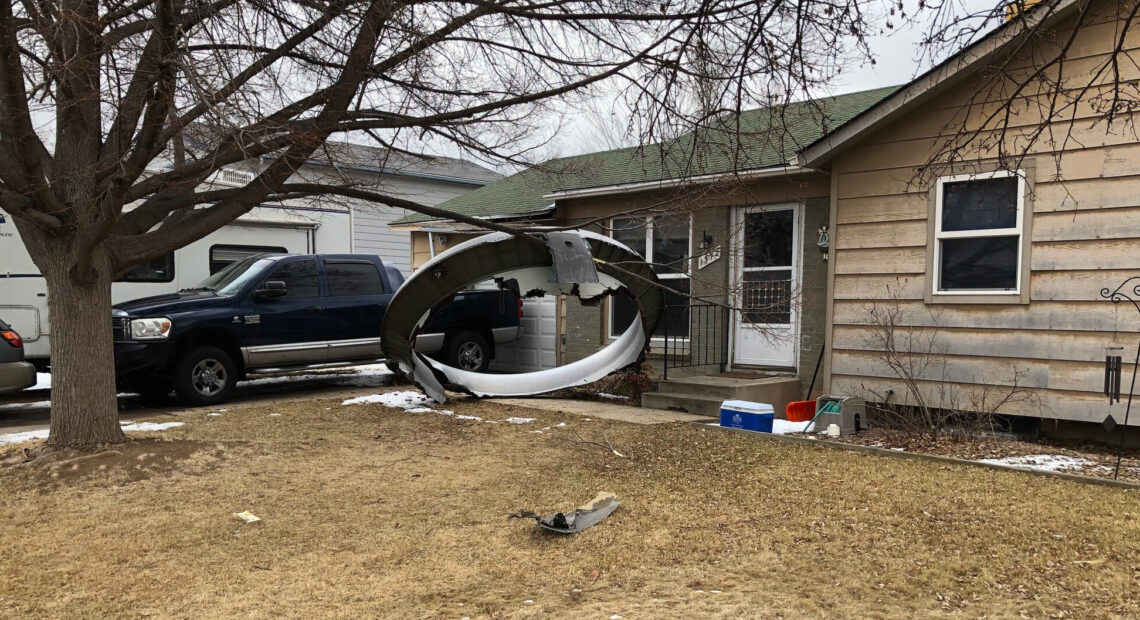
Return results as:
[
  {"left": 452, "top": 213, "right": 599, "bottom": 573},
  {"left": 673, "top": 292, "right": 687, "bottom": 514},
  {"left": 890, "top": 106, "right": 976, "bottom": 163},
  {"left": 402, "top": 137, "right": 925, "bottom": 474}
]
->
[{"left": 1, "top": 394, "right": 1139, "bottom": 618}]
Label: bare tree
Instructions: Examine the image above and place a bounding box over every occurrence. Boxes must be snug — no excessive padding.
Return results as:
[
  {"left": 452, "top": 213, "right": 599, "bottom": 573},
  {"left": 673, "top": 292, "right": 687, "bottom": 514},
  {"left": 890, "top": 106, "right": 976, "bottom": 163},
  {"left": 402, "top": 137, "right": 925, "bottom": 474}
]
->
[{"left": 0, "top": 0, "right": 897, "bottom": 447}]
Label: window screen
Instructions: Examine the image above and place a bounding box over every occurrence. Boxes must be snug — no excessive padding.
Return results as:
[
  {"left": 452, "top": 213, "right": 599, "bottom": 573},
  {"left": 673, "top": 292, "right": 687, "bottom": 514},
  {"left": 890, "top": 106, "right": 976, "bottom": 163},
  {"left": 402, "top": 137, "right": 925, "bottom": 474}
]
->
[{"left": 325, "top": 261, "right": 385, "bottom": 296}]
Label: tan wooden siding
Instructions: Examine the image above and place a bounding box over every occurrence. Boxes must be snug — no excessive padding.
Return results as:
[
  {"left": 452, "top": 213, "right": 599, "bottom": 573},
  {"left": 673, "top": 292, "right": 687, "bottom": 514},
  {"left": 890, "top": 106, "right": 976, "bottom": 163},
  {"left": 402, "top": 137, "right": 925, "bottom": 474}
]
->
[{"left": 824, "top": 1, "right": 1140, "bottom": 425}]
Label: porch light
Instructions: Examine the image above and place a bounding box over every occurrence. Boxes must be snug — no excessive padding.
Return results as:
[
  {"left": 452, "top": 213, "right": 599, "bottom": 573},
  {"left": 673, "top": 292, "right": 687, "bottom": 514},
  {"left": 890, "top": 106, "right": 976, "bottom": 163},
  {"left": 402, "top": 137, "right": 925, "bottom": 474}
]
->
[{"left": 699, "top": 231, "right": 714, "bottom": 250}]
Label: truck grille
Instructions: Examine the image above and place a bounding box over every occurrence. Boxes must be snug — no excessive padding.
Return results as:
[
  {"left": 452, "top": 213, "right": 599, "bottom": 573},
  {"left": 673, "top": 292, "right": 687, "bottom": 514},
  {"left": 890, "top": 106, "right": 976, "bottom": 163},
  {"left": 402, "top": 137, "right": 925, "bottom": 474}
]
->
[{"left": 112, "top": 318, "right": 130, "bottom": 342}]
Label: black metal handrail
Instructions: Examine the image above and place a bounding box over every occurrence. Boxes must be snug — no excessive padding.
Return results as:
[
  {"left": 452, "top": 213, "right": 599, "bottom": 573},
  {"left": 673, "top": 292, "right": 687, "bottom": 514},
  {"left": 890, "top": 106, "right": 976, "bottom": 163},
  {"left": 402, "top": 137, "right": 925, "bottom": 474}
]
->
[{"left": 661, "top": 303, "right": 728, "bottom": 380}]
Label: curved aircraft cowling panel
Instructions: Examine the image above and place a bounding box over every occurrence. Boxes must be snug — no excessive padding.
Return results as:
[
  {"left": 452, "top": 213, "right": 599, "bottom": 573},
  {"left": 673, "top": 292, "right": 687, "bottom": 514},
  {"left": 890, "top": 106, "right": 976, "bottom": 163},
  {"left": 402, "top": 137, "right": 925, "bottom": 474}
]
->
[{"left": 380, "top": 230, "right": 664, "bottom": 402}]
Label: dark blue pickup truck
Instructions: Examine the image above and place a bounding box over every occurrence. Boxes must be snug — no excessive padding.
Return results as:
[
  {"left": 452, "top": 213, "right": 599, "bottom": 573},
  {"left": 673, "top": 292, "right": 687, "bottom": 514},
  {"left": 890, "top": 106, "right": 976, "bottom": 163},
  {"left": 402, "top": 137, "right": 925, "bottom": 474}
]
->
[{"left": 112, "top": 253, "right": 520, "bottom": 405}]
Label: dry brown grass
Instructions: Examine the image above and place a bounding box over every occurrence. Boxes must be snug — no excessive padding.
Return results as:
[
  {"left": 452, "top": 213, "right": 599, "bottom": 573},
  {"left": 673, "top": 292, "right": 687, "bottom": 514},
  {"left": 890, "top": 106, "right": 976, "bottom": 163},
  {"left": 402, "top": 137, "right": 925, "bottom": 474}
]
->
[{"left": 1, "top": 393, "right": 1139, "bottom": 619}]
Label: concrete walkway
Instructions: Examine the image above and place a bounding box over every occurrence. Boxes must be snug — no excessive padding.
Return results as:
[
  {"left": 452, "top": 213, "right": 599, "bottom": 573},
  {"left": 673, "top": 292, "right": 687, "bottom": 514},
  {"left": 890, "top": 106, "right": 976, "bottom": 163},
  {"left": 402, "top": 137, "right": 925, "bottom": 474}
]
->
[{"left": 494, "top": 397, "right": 715, "bottom": 425}]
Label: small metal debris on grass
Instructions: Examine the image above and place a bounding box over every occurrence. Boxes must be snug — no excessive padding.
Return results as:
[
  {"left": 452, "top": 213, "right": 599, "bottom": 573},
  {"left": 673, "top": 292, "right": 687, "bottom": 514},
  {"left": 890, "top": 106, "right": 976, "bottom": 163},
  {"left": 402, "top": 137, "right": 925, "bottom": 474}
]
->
[
  {"left": 233, "top": 511, "right": 261, "bottom": 523},
  {"left": 509, "top": 492, "right": 619, "bottom": 534}
]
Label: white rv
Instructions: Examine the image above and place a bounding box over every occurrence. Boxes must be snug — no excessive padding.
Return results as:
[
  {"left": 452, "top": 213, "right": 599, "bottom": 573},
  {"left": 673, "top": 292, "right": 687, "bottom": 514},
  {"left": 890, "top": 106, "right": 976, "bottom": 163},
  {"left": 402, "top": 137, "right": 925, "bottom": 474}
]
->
[{"left": 0, "top": 202, "right": 353, "bottom": 365}]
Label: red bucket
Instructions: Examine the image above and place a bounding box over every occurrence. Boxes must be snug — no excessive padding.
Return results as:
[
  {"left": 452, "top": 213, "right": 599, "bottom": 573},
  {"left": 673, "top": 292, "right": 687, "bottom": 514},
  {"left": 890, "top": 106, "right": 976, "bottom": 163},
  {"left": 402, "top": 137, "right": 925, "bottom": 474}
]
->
[{"left": 785, "top": 400, "right": 815, "bottom": 423}]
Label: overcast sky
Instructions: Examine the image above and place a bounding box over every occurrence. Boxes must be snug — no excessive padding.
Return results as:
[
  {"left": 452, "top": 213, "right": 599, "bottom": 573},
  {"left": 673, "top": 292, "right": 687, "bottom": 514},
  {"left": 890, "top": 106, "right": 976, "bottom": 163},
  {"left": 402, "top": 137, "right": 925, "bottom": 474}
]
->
[{"left": 551, "top": 0, "right": 998, "bottom": 159}]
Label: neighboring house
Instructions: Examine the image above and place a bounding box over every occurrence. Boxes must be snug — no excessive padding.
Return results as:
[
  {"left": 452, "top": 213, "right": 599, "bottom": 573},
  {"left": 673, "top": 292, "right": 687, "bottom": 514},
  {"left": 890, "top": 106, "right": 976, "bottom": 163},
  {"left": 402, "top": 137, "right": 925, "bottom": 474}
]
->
[
  {"left": 233, "top": 141, "right": 501, "bottom": 273},
  {"left": 394, "top": 0, "right": 1139, "bottom": 433}
]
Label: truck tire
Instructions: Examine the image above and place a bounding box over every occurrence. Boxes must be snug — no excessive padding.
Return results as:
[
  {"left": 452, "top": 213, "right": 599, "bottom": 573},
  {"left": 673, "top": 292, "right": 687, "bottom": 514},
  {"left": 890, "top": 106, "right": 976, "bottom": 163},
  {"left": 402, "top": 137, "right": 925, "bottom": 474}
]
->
[
  {"left": 444, "top": 330, "right": 490, "bottom": 372},
  {"left": 172, "top": 346, "right": 237, "bottom": 406}
]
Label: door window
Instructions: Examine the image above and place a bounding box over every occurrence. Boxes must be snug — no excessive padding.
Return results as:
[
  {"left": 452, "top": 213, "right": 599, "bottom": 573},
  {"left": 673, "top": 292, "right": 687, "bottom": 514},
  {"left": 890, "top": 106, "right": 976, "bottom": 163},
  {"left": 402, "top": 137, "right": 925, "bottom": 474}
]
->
[
  {"left": 266, "top": 259, "right": 319, "bottom": 299},
  {"left": 325, "top": 261, "right": 385, "bottom": 296},
  {"left": 741, "top": 209, "right": 795, "bottom": 326}
]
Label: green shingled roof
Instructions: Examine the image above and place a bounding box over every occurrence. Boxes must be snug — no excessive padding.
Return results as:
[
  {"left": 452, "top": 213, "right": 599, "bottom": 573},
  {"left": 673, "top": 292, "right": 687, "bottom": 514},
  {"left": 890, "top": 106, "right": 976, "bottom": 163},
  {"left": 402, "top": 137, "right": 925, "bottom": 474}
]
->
[{"left": 392, "top": 86, "right": 898, "bottom": 225}]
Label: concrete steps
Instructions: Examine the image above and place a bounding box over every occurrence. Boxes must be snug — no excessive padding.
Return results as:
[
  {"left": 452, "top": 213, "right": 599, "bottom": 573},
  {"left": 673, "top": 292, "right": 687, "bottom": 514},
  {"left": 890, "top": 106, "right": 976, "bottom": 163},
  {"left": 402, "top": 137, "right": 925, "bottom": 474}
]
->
[{"left": 642, "top": 374, "right": 802, "bottom": 417}]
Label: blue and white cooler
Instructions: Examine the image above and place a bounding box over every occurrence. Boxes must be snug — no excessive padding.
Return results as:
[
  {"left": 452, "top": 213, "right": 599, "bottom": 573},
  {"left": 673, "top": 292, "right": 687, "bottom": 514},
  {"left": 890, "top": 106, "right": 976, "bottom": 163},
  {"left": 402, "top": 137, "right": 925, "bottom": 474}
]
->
[{"left": 719, "top": 400, "right": 775, "bottom": 433}]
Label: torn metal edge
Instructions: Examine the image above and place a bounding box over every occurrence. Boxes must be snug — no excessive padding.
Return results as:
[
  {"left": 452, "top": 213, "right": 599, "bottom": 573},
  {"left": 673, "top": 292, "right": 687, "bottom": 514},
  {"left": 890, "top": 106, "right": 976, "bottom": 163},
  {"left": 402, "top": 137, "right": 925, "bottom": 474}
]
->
[{"left": 380, "top": 230, "right": 663, "bottom": 402}]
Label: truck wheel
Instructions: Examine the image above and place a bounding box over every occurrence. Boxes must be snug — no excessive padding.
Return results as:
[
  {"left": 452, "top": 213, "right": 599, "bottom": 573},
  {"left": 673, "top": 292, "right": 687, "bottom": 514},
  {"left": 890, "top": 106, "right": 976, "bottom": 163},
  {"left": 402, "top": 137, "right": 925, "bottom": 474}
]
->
[
  {"left": 172, "top": 346, "right": 237, "bottom": 405},
  {"left": 444, "top": 330, "right": 490, "bottom": 372}
]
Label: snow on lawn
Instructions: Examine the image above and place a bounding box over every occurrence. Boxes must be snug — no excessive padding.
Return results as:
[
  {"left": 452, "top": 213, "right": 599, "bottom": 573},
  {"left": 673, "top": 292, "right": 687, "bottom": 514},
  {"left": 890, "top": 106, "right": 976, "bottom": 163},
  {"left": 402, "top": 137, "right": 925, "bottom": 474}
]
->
[
  {"left": 503, "top": 417, "right": 536, "bottom": 424},
  {"left": 33, "top": 373, "right": 51, "bottom": 390},
  {"left": 977, "top": 454, "right": 1109, "bottom": 474},
  {"left": 0, "top": 400, "right": 52, "bottom": 412},
  {"left": 242, "top": 364, "right": 393, "bottom": 388},
  {"left": 343, "top": 391, "right": 431, "bottom": 408},
  {"left": 0, "top": 421, "right": 185, "bottom": 446},
  {"left": 707, "top": 419, "right": 815, "bottom": 435}
]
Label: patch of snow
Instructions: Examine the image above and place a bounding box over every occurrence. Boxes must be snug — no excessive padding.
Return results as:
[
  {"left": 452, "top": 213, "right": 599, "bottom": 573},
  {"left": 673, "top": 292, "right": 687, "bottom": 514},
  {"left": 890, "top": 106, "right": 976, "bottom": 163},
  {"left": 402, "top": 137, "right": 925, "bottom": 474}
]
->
[
  {"left": 342, "top": 391, "right": 431, "bottom": 408},
  {"left": 207, "top": 413, "right": 222, "bottom": 417},
  {"left": 611, "top": 615, "right": 624, "bottom": 620},
  {"left": 978, "top": 454, "right": 1104, "bottom": 473},
  {"left": 0, "top": 400, "right": 52, "bottom": 412},
  {"left": 120, "top": 422, "right": 185, "bottom": 432},
  {"left": 709, "top": 589, "right": 722, "bottom": 594},
  {"left": 269, "top": 413, "right": 281, "bottom": 417},
  {"left": 706, "top": 420, "right": 814, "bottom": 434},
  {"left": 597, "top": 392, "right": 629, "bottom": 401},
  {"left": 771, "top": 419, "right": 814, "bottom": 434},
  {"left": 33, "top": 372, "right": 51, "bottom": 390},
  {"left": 455, "top": 414, "right": 483, "bottom": 421},
  {"left": 404, "top": 407, "right": 435, "bottom": 414},
  {"left": 582, "top": 418, "right": 593, "bottom": 422},
  {"left": 556, "top": 422, "right": 567, "bottom": 428},
  {"left": 0, "top": 429, "right": 49, "bottom": 445},
  {"left": 523, "top": 600, "right": 534, "bottom": 605},
  {"left": 0, "top": 421, "right": 185, "bottom": 446},
  {"left": 241, "top": 365, "right": 393, "bottom": 388},
  {"left": 504, "top": 417, "right": 536, "bottom": 424}
]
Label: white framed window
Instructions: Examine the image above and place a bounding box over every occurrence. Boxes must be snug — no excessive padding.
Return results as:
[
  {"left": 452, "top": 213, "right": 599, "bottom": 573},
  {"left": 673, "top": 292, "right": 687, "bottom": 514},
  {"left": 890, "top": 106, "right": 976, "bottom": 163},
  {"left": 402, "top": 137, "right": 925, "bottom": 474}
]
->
[
  {"left": 609, "top": 214, "right": 691, "bottom": 340},
  {"left": 933, "top": 170, "right": 1025, "bottom": 295}
]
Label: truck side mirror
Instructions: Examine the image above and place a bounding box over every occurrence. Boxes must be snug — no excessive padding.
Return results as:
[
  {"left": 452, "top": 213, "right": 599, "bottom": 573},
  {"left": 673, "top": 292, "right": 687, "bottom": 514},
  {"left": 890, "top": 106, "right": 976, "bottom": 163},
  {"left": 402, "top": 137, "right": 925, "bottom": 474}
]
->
[{"left": 254, "top": 280, "right": 287, "bottom": 301}]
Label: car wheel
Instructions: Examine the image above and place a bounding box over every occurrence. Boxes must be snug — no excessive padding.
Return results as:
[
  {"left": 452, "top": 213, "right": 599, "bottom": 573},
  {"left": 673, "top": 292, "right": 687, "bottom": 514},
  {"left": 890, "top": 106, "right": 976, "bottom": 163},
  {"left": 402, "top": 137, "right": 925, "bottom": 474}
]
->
[
  {"left": 129, "top": 376, "right": 173, "bottom": 404},
  {"left": 172, "top": 346, "right": 237, "bottom": 405},
  {"left": 444, "top": 330, "right": 490, "bottom": 372}
]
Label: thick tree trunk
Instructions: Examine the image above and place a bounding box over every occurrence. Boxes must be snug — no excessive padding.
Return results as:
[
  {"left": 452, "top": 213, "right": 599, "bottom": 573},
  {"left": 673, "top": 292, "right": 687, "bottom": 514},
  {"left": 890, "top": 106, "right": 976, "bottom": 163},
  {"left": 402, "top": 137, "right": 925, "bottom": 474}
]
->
[{"left": 42, "top": 257, "right": 127, "bottom": 448}]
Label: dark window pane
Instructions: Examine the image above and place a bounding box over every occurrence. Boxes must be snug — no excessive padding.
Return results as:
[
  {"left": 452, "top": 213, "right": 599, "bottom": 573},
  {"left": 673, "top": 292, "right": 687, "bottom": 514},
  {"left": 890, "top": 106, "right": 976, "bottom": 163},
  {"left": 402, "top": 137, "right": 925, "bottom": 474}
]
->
[
  {"left": 210, "top": 244, "right": 288, "bottom": 274},
  {"left": 741, "top": 269, "right": 792, "bottom": 324},
  {"left": 117, "top": 253, "right": 174, "bottom": 283},
  {"left": 650, "top": 215, "right": 689, "bottom": 275},
  {"left": 612, "top": 279, "right": 690, "bottom": 338},
  {"left": 612, "top": 217, "right": 646, "bottom": 257},
  {"left": 326, "top": 262, "right": 384, "bottom": 296},
  {"left": 655, "top": 279, "right": 691, "bottom": 339},
  {"left": 267, "top": 259, "right": 320, "bottom": 299},
  {"left": 744, "top": 210, "right": 794, "bottom": 268},
  {"left": 942, "top": 176, "right": 1018, "bottom": 232},
  {"left": 939, "top": 236, "right": 1019, "bottom": 291}
]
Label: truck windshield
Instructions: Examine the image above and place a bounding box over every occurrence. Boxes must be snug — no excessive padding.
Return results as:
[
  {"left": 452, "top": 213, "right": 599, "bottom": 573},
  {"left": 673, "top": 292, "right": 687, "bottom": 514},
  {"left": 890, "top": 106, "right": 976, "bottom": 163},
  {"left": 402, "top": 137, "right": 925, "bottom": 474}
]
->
[{"left": 195, "top": 256, "right": 277, "bottom": 295}]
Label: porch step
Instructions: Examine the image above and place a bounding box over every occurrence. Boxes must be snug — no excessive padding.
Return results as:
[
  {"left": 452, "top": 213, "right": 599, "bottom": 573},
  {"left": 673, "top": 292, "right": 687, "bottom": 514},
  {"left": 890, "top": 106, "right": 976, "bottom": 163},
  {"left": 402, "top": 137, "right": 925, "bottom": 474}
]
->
[
  {"left": 642, "top": 375, "right": 802, "bottom": 418},
  {"left": 641, "top": 392, "right": 730, "bottom": 418}
]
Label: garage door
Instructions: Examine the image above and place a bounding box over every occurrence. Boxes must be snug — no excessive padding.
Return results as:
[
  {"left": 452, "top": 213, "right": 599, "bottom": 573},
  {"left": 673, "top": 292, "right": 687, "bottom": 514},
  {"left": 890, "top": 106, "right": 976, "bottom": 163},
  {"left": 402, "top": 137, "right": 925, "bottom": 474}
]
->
[{"left": 490, "top": 297, "right": 557, "bottom": 373}]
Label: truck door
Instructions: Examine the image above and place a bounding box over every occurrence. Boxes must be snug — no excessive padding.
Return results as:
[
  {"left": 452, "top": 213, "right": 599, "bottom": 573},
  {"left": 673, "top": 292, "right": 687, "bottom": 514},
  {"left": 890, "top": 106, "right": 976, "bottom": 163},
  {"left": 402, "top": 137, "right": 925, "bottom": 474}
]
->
[
  {"left": 242, "top": 257, "right": 330, "bottom": 367},
  {"left": 321, "top": 259, "right": 390, "bottom": 362}
]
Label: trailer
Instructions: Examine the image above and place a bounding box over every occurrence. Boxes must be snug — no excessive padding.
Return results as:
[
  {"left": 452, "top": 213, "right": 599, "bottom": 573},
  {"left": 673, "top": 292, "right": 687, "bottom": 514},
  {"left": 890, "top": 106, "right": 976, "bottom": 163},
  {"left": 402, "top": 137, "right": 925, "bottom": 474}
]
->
[{"left": 0, "top": 203, "right": 354, "bottom": 365}]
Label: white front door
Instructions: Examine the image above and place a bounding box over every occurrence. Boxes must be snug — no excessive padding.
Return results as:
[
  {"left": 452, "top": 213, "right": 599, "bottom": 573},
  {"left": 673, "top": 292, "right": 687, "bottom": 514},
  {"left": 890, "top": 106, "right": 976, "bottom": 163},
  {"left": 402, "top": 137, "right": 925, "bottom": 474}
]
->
[{"left": 732, "top": 203, "right": 801, "bottom": 368}]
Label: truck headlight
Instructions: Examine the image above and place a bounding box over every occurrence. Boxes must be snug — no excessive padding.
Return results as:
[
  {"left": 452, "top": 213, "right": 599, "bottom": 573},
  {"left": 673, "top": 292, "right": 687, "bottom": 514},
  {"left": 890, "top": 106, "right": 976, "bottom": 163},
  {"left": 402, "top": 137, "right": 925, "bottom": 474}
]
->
[{"left": 130, "top": 317, "right": 172, "bottom": 340}]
